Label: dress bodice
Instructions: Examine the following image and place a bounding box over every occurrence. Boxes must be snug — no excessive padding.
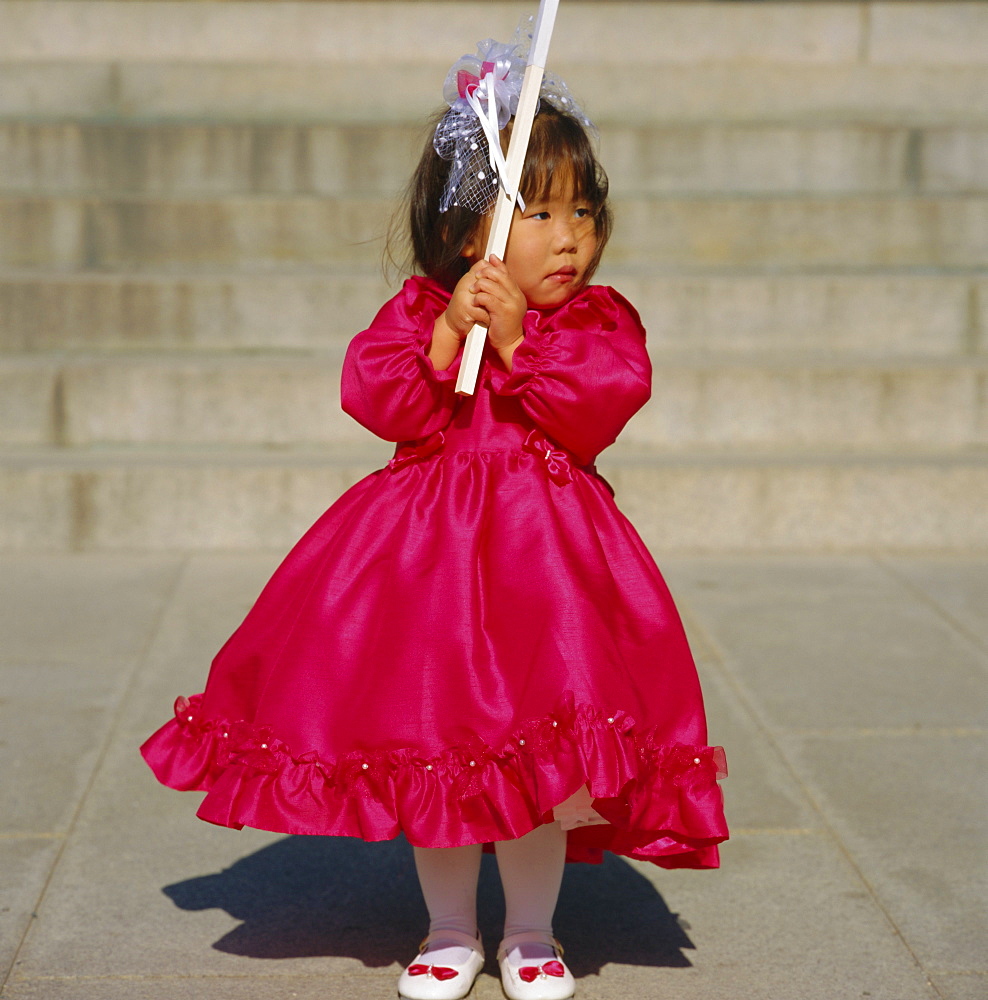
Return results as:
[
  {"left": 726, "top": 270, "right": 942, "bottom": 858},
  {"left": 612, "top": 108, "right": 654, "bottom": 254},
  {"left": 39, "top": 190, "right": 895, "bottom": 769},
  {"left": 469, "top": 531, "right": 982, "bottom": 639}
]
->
[{"left": 341, "top": 275, "right": 652, "bottom": 468}]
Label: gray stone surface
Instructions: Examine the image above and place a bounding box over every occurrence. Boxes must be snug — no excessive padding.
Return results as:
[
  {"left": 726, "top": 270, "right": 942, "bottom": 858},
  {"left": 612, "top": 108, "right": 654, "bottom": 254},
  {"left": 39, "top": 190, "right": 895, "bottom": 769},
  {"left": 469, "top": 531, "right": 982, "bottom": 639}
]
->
[
  {"left": 680, "top": 651, "right": 821, "bottom": 835},
  {"left": 11, "top": 121, "right": 979, "bottom": 198},
  {"left": 646, "top": 833, "right": 936, "bottom": 1000},
  {"left": 0, "top": 122, "right": 423, "bottom": 198},
  {"left": 929, "top": 973, "right": 988, "bottom": 1000},
  {"left": 1, "top": 553, "right": 983, "bottom": 1000},
  {"left": 3, "top": 59, "right": 987, "bottom": 126},
  {"left": 605, "top": 123, "right": 916, "bottom": 195},
  {"left": 784, "top": 732, "right": 988, "bottom": 973},
  {"left": 2, "top": 272, "right": 974, "bottom": 357},
  {"left": 881, "top": 556, "right": 988, "bottom": 652},
  {"left": 0, "top": 977, "right": 399, "bottom": 1000},
  {"left": 6, "top": 194, "right": 988, "bottom": 271},
  {"left": 127, "top": 552, "right": 285, "bottom": 733},
  {"left": 656, "top": 555, "right": 988, "bottom": 731},
  {"left": 612, "top": 196, "right": 988, "bottom": 270},
  {"left": 5, "top": 354, "right": 984, "bottom": 451},
  {"left": 869, "top": 3, "right": 988, "bottom": 65},
  {"left": 0, "top": 273, "right": 394, "bottom": 354},
  {"left": 921, "top": 127, "right": 988, "bottom": 193},
  {"left": 608, "top": 458, "right": 988, "bottom": 551},
  {"left": 0, "top": 364, "right": 53, "bottom": 446},
  {"left": 0, "top": 661, "right": 126, "bottom": 835},
  {"left": 0, "top": 553, "right": 181, "bottom": 665},
  {"left": 4, "top": 451, "right": 988, "bottom": 552},
  {"left": 0, "top": 2, "right": 866, "bottom": 64},
  {"left": 2, "top": 2, "right": 985, "bottom": 556},
  {"left": 0, "top": 838, "right": 61, "bottom": 979}
]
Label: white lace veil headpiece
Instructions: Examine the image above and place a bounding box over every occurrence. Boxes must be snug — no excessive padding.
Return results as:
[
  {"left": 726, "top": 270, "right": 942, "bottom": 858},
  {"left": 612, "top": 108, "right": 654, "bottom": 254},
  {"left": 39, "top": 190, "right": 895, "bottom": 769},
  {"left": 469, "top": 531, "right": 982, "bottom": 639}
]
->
[{"left": 434, "top": 20, "right": 594, "bottom": 215}]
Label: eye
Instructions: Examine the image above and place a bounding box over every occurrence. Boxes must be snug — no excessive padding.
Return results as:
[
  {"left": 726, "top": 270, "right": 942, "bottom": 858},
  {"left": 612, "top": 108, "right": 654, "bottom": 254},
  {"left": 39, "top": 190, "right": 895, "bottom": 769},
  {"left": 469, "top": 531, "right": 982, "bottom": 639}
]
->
[
  {"left": 529, "top": 210, "right": 551, "bottom": 220},
  {"left": 574, "top": 207, "right": 591, "bottom": 219}
]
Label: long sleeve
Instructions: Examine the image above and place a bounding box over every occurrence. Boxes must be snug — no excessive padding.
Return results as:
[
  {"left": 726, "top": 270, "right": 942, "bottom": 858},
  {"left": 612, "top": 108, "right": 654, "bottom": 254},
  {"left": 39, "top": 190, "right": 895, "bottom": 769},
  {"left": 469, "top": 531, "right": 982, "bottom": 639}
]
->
[
  {"left": 489, "top": 286, "right": 651, "bottom": 465},
  {"left": 341, "top": 277, "right": 460, "bottom": 442}
]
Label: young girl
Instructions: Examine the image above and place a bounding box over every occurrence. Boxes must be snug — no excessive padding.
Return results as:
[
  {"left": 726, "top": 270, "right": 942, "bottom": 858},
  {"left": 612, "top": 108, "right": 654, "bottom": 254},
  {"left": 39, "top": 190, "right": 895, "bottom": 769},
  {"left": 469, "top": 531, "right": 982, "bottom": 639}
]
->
[{"left": 142, "top": 35, "right": 727, "bottom": 1000}]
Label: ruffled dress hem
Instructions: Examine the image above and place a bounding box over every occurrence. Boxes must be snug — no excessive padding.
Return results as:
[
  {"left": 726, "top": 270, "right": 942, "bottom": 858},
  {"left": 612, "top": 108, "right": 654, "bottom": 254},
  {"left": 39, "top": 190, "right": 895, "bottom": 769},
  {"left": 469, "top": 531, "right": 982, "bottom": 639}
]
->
[{"left": 141, "top": 692, "right": 728, "bottom": 869}]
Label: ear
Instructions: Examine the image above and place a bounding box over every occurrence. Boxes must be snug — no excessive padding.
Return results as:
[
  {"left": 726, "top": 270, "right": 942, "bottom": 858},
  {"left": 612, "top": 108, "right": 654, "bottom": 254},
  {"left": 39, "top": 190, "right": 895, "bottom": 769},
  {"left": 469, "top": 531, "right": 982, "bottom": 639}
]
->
[{"left": 462, "top": 213, "right": 493, "bottom": 262}]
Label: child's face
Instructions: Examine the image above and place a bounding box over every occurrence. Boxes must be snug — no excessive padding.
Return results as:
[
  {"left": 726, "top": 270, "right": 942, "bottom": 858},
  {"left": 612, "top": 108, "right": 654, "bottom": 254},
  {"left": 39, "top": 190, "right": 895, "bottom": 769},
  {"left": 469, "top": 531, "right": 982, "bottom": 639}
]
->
[{"left": 465, "top": 176, "right": 597, "bottom": 309}]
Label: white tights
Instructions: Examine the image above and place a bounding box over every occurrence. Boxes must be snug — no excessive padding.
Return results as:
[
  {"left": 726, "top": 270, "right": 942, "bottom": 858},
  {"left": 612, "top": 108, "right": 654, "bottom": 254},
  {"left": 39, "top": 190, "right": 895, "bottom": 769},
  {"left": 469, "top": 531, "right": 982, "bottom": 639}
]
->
[{"left": 412, "top": 821, "right": 567, "bottom": 967}]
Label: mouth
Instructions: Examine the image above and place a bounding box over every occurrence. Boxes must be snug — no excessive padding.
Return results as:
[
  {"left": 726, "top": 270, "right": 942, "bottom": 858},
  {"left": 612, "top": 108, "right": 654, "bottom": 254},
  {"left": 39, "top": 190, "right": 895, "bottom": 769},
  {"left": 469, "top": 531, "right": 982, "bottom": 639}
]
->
[{"left": 546, "top": 266, "right": 578, "bottom": 283}]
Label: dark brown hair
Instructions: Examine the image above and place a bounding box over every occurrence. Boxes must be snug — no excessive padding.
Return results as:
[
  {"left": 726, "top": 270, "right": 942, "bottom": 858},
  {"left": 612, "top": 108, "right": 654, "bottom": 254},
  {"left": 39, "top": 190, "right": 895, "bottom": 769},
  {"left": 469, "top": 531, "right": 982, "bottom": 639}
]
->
[{"left": 389, "top": 102, "right": 612, "bottom": 291}]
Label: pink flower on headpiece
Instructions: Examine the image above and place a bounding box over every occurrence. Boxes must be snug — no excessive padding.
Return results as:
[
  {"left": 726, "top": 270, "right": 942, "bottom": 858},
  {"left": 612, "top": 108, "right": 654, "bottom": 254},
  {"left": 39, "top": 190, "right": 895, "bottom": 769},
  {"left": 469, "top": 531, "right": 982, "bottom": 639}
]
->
[{"left": 443, "top": 40, "right": 525, "bottom": 129}]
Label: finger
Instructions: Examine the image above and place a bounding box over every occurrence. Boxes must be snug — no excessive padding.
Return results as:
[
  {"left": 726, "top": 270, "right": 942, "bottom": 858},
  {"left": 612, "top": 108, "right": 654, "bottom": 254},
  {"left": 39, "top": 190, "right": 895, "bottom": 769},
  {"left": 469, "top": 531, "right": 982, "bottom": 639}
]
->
[
  {"left": 469, "top": 260, "right": 492, "bottom": 283},
  {"left": 473, "top": 275, "right": 505, "bottom": 295},
  {"left": 474, "top": 287, "right": 511, "bottom": 310},
  {"left": 465, "top": 301, "right": 490, "bottom": 323},
  {"left": 473, "top": 293, "right": 502, "bottom": 317}
]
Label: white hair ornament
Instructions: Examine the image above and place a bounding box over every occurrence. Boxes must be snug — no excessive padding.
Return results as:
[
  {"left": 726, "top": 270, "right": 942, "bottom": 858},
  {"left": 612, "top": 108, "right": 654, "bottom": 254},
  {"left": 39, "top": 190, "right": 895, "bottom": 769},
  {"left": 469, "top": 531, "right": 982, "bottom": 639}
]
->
[{"left": 434, "top": 20, "right": 593, "bottom": 216}]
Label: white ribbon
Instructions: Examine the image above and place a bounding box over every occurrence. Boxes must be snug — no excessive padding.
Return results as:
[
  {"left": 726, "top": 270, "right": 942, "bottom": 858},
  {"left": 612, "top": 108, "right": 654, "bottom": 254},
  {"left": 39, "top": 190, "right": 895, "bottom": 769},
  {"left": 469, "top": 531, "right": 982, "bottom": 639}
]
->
[{"left": 465, "top": 74, "right": 526, "bottom": 214}]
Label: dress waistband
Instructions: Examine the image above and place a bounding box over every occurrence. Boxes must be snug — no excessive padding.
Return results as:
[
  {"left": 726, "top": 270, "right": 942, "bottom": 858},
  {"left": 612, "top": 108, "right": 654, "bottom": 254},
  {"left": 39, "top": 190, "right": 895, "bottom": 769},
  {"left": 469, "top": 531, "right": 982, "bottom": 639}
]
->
[{"left": 387, "top": 430, "right": 601, "bottom": 488}]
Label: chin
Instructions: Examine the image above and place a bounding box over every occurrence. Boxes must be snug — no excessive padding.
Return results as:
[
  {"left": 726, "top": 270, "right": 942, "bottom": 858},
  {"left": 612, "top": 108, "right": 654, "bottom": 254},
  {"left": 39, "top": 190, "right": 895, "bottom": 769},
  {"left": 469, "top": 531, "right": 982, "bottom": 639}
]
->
[{"left": 530, "top": 284, "right": 584, "bottom": 309}]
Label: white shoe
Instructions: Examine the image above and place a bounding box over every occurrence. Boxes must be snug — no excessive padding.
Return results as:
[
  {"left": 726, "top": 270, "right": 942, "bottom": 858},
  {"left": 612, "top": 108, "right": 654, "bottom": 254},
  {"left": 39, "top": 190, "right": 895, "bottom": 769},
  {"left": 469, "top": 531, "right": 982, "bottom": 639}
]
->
[
  {"left": 497, "top": 932, "right": 575, "bottom": 1000},
  {"left": 398, "top": 929, "right": 485, "bottom": 1000}
]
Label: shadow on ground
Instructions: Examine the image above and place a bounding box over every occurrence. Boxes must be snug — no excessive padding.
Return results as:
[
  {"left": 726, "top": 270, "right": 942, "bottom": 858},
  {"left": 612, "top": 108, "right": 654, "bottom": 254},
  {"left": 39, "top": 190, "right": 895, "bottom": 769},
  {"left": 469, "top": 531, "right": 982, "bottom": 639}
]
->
[{"left": 164, "top": 835, "right": 695, "bottom": 974}]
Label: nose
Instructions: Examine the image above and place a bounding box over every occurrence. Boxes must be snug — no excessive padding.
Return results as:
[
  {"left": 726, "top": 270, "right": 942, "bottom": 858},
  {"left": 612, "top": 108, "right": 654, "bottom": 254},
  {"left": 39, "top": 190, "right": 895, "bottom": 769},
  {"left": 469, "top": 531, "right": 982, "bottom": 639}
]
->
[{"left": 553, "top": 217, "right": 578, "bottom": 253}]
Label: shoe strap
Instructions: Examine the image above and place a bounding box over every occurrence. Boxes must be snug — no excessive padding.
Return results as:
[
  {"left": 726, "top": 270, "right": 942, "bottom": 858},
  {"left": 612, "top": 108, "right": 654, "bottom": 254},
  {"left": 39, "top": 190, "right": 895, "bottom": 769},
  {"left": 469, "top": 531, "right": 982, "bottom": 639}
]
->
[
  {"left": 496, "top": 931, "right": 563, "bottom": 962},
  {"left": 419, "top": 928, "right": 484, "bottom": 957}
]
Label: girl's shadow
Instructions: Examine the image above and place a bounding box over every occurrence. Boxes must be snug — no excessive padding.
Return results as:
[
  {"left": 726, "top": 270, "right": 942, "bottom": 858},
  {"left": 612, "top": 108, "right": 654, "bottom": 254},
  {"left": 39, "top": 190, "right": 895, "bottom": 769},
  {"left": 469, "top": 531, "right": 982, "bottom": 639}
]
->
[{"left": 163, "top": 835, "right": 695, "bottom": 975}]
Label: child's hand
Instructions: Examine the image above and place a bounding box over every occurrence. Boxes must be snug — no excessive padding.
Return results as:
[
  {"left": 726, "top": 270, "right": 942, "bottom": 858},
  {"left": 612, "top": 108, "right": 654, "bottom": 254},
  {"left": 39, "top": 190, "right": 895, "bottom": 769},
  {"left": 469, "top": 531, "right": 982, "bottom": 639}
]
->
[
  {"left": 442, "top": 260, "right": 494, "bottom": 340},
  {"left": 470, "top": 255, "right": 526, "bottom": 354}
]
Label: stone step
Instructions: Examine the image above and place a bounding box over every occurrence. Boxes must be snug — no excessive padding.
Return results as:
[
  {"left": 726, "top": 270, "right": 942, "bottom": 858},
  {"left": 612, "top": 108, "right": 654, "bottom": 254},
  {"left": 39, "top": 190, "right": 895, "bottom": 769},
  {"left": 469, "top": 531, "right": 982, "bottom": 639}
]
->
[
  {"left": 4, "top": 2, "right": 988, "bottom": 71},
  {"left": 3, "top": 271, "right": 981, "bottom": 358},
  {"left": 3, "top": 194, "right": 987, "bottom": 271},
  {"left": 3, "top": 60, "right": 986, "bottom": 126},
  {"left": 2, "top": 121, "right": 986, "bottom": 197},
  {"left": 1, "top": 3, "right": 986, "bottom": 130},
  {"left": 0, "top": 1, "right": 938, "bottom": 65},
  {"left": 4, "top": 353, "right": 985, "bottom": 452},
  {"left": 0, "top": 1, "right": 877, "bottom": 64},
  {"left": 2, "top": 445, "right": 984, "bottom": 551}
]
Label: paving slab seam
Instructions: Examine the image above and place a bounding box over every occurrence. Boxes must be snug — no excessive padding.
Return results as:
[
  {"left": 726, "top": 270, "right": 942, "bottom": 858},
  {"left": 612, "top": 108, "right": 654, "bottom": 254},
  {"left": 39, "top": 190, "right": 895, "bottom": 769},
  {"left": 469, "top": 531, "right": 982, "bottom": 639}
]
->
[
  {"left": 6, "top": 972, "right": 390, "bottom": 983},
  {"left": 0, "top": 555, "right": 190, "bottom": 996},
  {"left": 674, "top": 583, "right": 948, "bottom": 999},
  {"left": 727, "top": 827, "right": 825, "bottom": 836},
  {"left": 777, "top": 726, "right": 987, "bottom": 738},
  {"left": 0, "top": 833, "right": 66, "bottom": 841},
  {"left": 873, "top": 553, "right": 988, "bottom": 659}
]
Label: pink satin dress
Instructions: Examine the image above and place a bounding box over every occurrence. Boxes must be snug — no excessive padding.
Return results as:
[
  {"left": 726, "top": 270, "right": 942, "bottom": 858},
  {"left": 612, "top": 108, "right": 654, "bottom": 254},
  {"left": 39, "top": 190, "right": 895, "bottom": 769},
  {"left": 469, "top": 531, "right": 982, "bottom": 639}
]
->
[{"left": 141, "top": 276, "right": 728, "bottom": 868}]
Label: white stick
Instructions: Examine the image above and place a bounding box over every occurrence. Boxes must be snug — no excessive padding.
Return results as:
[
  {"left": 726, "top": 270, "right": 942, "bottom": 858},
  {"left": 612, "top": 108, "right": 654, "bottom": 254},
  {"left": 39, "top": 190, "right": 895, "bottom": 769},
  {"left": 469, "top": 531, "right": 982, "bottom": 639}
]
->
[{"left": 455, "top": 0, "right": 560, "bottom": 396}]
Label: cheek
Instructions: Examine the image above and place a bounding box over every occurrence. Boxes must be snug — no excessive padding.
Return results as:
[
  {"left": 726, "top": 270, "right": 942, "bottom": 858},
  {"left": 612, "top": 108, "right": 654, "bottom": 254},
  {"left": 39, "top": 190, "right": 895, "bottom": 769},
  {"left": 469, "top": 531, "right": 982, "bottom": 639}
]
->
[{"left": 503, "top": 243, "right": 541, "bottom": 283}]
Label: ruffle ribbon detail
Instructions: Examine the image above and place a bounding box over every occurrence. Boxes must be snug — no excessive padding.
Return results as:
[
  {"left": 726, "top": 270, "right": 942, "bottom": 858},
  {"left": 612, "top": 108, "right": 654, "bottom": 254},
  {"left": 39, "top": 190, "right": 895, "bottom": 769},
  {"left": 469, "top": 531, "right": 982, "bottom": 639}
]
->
[{"left": 142, "top": 693, "right": 728, "bottom": 867}]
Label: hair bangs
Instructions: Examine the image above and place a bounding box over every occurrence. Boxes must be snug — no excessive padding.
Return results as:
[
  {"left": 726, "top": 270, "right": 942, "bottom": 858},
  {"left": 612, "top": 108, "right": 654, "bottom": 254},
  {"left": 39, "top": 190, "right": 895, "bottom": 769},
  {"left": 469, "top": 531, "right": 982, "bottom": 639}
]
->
[{"left": 519, "top": 109, "right": 606, "bottom": 211}]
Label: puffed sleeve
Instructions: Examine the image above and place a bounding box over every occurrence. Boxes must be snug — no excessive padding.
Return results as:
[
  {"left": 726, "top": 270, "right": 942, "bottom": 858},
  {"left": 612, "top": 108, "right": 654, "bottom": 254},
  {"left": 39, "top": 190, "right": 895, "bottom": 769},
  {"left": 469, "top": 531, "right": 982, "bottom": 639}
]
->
[
  {"left": 341, "top": 276, "right": 461, "bottom": 442},
  {"left": 489, "top": 286, "right": 651, "bottom": 465}
]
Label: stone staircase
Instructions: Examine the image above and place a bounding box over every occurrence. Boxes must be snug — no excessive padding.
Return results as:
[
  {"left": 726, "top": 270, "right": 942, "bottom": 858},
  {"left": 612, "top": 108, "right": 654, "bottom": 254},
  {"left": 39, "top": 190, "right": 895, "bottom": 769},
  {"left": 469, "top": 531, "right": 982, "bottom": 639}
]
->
[{"left": 1, "top": 0, "right": 986, "bottom": 551}]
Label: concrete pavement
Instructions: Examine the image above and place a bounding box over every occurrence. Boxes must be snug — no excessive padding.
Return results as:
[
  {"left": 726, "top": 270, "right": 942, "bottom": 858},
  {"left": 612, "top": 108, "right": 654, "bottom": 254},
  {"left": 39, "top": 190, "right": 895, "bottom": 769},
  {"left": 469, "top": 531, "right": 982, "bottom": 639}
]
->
[{"left": 0, "top": 549, "right": 985, "bottom": 999}]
